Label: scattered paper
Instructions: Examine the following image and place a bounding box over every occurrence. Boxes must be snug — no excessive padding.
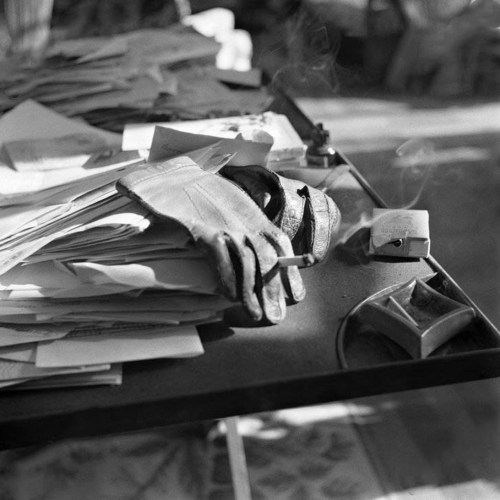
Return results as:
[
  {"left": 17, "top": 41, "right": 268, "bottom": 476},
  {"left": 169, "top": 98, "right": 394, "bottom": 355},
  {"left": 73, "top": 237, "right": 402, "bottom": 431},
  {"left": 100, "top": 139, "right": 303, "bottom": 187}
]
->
[
  {"left": 0, "top": 100, "right": 120, "bottom": 150},
  {"left": 0, "top": 101, "right": 124, "bottom": 196}
]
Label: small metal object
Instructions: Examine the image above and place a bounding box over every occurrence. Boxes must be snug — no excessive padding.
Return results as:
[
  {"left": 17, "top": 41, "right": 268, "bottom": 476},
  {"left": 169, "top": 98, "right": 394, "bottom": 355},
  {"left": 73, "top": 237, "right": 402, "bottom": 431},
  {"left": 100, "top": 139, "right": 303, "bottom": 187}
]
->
[
  {"left": 390, "top": 239, "right": 404, "bottom": 248},
  {"left": 278, "top": 253, "right": 315, "bottom": 268},
  {"left": 306, "top": 123, "right": 339, "bottom": 168},
  {"left": 357, "top": 277, "right": 476, "bottom": 358}
]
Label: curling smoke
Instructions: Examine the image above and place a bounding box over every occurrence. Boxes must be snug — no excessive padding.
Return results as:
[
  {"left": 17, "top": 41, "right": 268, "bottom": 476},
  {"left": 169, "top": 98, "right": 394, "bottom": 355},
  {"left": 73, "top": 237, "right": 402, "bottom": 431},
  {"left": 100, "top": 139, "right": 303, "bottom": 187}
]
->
[
  {"left": 268, "top": 5, "right": 340, "bottom": 97},
  {"left": 393, "top": 138, "right": 436, "bottom": 209},
  {"left": 333, "top": 139, "right": 436, "bottom": 256}
]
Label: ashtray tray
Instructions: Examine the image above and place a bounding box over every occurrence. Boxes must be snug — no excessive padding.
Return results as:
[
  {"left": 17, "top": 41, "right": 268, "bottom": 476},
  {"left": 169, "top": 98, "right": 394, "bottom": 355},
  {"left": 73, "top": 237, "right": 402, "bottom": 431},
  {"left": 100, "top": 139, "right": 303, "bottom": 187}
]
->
[
  {"left": 337, "top": 273, "right": 498, "bottom": 369},
  {"left": 357, "top": 276, "right": 475, "bottom": 358}
]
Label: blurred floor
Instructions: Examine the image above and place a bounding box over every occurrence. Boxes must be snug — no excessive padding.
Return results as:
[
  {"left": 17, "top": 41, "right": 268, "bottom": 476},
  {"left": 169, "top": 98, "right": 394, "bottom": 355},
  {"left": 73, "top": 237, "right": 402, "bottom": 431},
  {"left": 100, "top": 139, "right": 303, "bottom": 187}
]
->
[{"left": 3, "top": 381, "right": 500, "bottom": 499}]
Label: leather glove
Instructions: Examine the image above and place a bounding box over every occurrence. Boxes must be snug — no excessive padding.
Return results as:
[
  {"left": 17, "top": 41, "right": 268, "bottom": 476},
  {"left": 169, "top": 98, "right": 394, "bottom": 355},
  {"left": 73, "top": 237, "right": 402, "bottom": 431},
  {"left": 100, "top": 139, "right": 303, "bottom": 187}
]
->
[
  {"left": 116, "top": 156, "right": 305, "bottom": 325},
  {"left": 220, "top": 164, "right": 341, "bottom": 262}
]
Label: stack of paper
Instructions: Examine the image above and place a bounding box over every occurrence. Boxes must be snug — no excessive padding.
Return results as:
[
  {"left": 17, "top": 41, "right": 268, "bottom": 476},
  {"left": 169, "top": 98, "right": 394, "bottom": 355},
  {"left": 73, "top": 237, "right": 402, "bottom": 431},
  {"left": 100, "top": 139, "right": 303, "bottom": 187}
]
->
[
  {"left": 0, "top": 26, "right": 273, "bottom": 132},
  {"left": 0, "top": 178, "right": 227, "bottom": 388},
  {"left": 0, "top": 95, "right": 310, "bottom": 390},
  {"left": 0, "top": 27, "right": 221, "bottom": 120},
  {"left": 149, "top": 65, "right": 273, "bottom": 122},
  {"left": 0, "top": 101, "right": 238, "bottom": 390}
]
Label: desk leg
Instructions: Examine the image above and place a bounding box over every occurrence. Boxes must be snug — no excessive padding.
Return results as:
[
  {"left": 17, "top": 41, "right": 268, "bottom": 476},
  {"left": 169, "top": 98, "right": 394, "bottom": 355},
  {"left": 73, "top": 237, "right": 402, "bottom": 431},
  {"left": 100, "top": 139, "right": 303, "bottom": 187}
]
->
[{"left": 224, "top": 417, "right": 252, "bottom": 500}]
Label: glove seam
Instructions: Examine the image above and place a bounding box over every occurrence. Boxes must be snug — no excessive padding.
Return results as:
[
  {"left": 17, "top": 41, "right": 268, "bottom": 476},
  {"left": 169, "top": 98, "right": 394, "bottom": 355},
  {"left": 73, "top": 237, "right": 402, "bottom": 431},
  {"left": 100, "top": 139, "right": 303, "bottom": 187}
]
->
[
  {"left": 120, "top": 163, "right": 194, "bottom": 189},
  {"left": 192, "top": 183, "right": 232, "bottom": 228}
]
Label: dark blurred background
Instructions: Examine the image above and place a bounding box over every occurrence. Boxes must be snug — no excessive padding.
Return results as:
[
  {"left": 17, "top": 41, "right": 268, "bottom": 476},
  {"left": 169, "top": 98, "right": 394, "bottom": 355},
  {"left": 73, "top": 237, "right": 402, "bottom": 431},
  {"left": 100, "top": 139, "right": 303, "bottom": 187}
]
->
[{"left": 2, "top": 0, "right": 499, "bottom": 99}]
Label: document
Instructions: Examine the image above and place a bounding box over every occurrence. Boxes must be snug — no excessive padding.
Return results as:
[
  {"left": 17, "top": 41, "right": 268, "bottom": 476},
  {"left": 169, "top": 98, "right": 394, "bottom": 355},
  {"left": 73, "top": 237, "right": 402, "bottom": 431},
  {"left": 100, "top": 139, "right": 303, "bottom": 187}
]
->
[
  {"left": 0, "top": 342, "right": 36, "bottom": 363},
  {"left": 25, "top": 223, "right": 194, "bottom": 264},
  {"left": 0, "top": 100, "right": 122, "bottom": 196},
  {"left": 0, "top": 26, "right": 221, "bottom": 123},
  {"left": 147, "top": 125, "right": 271, "bottom": 168},
  {"left": 36, "top": 325, "right": 204, "bottom": 367},
  {"left": 0, "top": 357, "right": 110, "bottom": 382},
  {"left": 0, "top": 100, "right": 120, "bottom": 150},
  {"left": 0, "top": 195, "right": 131, "bottom": 275},
  {"left": 67, "top": 258, "right": 219, "bottom": 295},
  {"left": 10, "top": 364, "right": 123, "bottom": 390},
  {"left": 0, "top": 292, "right": 229, "bottom": 317},
  {"left": 122, "top": 112, "right": 307, "bottom": 168},
  {"left": 4, "top": 133, "right": 109, "bottom": 172},
  {"left": 0, "top": 324, "right": 71, "bottom": 348}
]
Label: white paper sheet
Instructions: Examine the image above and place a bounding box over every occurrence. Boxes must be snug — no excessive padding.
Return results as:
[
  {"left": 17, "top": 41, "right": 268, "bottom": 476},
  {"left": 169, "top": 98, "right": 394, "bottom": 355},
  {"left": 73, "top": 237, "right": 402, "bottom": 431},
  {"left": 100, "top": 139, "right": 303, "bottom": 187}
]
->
[
  {"left": 0, "top": 323, "right": 72, "bottom": 347},
  {"left": 122, "top": 112, "right": 306, "bottom": 167},
  {"left": 36, "top": 325, "right": 204, "bottom": 367},
  {"left": 0, "top": 100, "right": 120, "bottom": 150},
  {"left": 10, "top": 364, "right": 123, "bottom": 389},
  {"left": 0, "top": 293, "right": 230, "bottom": 316},
  {"left": 0, "top": 342, "right": 36, "bottom": 363},
  {"left": 44, "top": 309, "right": 220, "bottom": 325},
  {"left": 0, "top": 260, "right": 85, "bottom": 293},
  {"left": 3, "top": 132, "right": 109, "bottom": 172},
  {"left": 0, "top": 357, "right": 110, "bottom": 381},
  {"left": 0, "top": 100, "right": 123, "bottom": 196},
  {"left": 67, "top": 258, "right": 218, "bottom": 294},
  {"left": 147, "top": 125, "right": 271, "bottom": 167},
  {"left": 0, "top": 194, "right": 130, "bottom": 275}
]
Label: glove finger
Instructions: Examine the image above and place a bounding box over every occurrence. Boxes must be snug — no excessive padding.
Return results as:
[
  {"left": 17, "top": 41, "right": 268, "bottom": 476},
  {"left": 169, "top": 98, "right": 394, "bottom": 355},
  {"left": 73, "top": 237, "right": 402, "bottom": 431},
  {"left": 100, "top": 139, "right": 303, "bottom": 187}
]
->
[
  {"left": 197, "top": 232, "right": 238, "bottom": 302},
  {"left": 262, "top": 229, "right": 306, "bottom": 305},
  {"left": 274, "top": 176, "right": 306, "bottom": 241},
  {"left": 198, "top": 230, "right": 263, "bottom": 322},
  {"left": 221, "top": 165, "right": 339, "bottom": 263},
  {"left": 224, "top": 232, "right": 263, "bottom": 322},
  {"left": 260, "top": 269, "right": 287, "bottom": 325},
  {"left": 300, "top": 185, "right": 341, "bottom": 262},
  {"left": 246, "top": 233, "right": 287, "bottom": 324}
]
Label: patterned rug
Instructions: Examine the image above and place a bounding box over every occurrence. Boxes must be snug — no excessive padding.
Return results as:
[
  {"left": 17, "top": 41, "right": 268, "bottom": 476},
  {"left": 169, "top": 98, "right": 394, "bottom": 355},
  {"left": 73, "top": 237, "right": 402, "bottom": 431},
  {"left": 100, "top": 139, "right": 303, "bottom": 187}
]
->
[{"left": 0, "top": 403, "right": 384, "bottom": 500}]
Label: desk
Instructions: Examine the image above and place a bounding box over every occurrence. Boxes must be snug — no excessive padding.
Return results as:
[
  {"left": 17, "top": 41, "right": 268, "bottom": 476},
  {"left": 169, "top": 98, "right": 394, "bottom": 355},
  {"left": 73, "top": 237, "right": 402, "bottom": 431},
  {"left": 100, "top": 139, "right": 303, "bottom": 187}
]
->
[{"left": 1, "top": 137, "right": 499, "bottom": 450}]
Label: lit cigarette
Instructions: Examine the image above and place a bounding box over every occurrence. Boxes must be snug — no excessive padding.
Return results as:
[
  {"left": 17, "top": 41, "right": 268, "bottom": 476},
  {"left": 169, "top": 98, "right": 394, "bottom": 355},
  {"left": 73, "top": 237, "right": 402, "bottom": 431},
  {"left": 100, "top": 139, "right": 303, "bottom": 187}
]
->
[{"left": 278, "top": 253, "right": 315, "bottom": 268}]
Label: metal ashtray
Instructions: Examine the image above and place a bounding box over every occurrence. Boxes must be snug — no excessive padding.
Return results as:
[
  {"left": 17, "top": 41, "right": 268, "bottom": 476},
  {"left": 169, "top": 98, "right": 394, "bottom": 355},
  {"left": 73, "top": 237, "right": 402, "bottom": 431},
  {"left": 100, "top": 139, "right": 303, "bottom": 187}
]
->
[
  {"left": 356, "top": 277, "right": 476, "bottom": 358},
  {"left": 336, "top": 273, "right": 490, "bottom": 369}
]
